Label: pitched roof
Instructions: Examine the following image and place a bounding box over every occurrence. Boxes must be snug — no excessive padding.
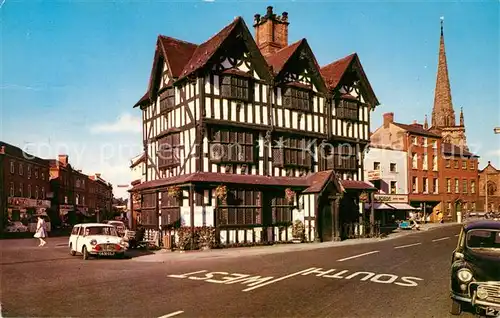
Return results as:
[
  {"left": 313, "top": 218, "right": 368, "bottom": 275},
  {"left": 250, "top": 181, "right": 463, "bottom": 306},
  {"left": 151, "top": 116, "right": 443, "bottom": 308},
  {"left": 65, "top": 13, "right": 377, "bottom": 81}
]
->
[
  {"left": 130, "top": 153, "right": 146, "bottom": 168},
  {"left": 303, "top": 170, "right": 344, "bottom": 194},
  {"left": 321, "top": 53, "right": 379, "bottom": 106},
  {"left": 265, "top": 39, "right": 303, "bottom": 75},
  {"left": 340, "top": 180, "right": 377, "bottom": 191},
  {"left": 158, "top": 36, "right": 198, "bottom": 78},
  {"left": 392, "top": 122, "right": 442, "bottom": 138},
  {"left": 320, "top": 53, "right": 356, "bottom": 89},
  {"left": 479, "top": 161, "right": 499, "bottom": 173},
  {"left": 178, "top": 17, "right": 242, "bottom": 80},
  {"left": 442, "top": 143, "right": 478, "bottom": 158}
]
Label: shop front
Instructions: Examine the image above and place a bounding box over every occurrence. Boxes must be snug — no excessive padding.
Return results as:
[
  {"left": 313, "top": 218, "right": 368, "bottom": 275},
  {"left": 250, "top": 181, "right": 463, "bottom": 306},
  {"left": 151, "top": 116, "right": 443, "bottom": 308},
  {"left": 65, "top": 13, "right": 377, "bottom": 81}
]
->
[
  {"left": 6, "top": 197, "right": 52, "bottom": 232},
  {"left": 365, "top": 194, "right": 416, "bottom": 228}
]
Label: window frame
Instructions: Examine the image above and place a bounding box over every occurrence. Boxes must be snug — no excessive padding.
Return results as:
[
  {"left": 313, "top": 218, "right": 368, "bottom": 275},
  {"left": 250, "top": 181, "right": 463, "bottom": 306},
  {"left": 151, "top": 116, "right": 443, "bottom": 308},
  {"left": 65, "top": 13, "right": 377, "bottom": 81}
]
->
[
  {"left": 283, "top": 86, "right": 311, "bottom": 112},
  {"left": 159, "top": 87, "right": 175, "bottom": 113},
  {"left": 157, "top": 133, "right": 181, "bottom": 168},
  {"left": 336, "top": 98, "right": 358, "bottom": 120},
  {"left": 220, "top": 75, "right": 251, "bottom": 102},
  {"left": 209, "top": 128, "right": 255, "bottom": 164}
]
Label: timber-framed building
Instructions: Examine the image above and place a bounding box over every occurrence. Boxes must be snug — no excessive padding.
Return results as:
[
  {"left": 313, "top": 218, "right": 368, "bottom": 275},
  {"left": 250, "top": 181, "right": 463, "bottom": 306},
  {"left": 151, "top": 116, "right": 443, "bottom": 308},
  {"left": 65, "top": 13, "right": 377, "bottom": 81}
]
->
[{"left": 130, "top": 6, "right": 380, "bottom": 245}]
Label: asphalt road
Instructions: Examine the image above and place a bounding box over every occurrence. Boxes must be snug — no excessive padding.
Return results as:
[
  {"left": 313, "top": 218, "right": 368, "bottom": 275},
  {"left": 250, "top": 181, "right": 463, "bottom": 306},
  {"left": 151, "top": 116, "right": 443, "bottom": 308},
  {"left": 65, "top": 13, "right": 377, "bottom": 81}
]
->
[{"left": 0, "top": 225, "right": 479, "bottom": 318}]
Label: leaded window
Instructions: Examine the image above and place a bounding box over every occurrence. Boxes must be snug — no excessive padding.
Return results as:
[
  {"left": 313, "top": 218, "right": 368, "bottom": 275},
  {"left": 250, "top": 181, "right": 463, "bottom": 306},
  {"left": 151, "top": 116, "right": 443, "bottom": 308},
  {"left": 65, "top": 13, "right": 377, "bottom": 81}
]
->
[
  {"left": 272, "top": 136, "right": 313, "bottom": 168},
  {"left": 220, "top": 76, "right": 250, "bottom": 101},
  {"left": 283, "top": 87, "right": 310, "bottom": 111},
  {"left": 336, "top": 99, "right": 358, "bottom": 120},
  {"left": 218, "top": 189, "right": 261, "bottom": 226},
  {"left": 159, "top": 88, "right": 175, "bottom": 113},
  {"left": 158, "top": 133, "right": 181, "bottom": 168},
  {"left": 272, "top": 195, "right": 293, "bottom": 224},
  {"left": 209, "top": 128, "right": 254, "bottom": 163},
  {"left": 324, "top": 144, "right": 357, "bottom": 170}
]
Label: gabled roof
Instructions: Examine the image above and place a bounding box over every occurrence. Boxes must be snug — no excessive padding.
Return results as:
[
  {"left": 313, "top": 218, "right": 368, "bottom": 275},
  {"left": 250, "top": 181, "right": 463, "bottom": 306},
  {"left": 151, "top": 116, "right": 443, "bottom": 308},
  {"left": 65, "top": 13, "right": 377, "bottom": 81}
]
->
[
  {"left": 130, "top": 153, "right": 146, "bottom": 168},
  {"left": 392, "top": 122, "right": 442, "bottom": 138},
  {"left": 321, "top": 53, "right": 356, "bottom": 89},
  {"left": 321, "top": 53, "right": 380, "bottom": 106},
  {"left": 480, "top": 161, "right": 499, "bottom": 173},
  {"left": 303, "top": 170, "right": 344, "bottom": 194},
  {"left": 178, "top": 17, "right": 241, "bottom": 80},
  {"left": 266, "top": 39, "right": 303, "bottom": 75},
  {"left": 159, "top": 36, "right": 198, "bottom": 78},
  {"left": 266, "top": 38, "right": 328, "bottom": 93}
]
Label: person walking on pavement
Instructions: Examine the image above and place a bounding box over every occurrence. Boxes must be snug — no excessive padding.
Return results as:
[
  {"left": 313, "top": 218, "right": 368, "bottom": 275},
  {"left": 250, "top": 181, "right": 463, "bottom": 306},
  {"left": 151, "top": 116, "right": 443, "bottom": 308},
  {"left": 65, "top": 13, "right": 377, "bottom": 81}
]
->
[{"left": 33, "top": 215, "right": 47, "bottom": 246}]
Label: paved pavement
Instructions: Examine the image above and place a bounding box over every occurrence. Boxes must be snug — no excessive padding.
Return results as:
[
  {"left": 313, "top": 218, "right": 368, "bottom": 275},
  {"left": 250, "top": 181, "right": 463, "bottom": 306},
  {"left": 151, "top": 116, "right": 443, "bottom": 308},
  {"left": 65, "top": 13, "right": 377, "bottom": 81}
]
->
[{"left": 0, "top": 223, "right": 479, "bottom": 317}]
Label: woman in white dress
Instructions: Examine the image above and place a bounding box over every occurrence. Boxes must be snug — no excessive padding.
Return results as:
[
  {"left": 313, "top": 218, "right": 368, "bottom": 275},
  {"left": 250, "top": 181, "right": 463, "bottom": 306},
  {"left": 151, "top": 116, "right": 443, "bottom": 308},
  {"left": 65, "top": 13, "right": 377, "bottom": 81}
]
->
[{"left": 33, "top": 215, "right": 47, "bottom": 246}]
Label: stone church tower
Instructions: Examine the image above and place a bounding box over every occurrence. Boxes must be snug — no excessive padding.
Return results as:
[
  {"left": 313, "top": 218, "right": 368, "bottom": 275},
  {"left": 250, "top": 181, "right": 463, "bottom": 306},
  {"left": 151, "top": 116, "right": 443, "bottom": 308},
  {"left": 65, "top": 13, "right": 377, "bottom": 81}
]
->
[{"left": 428, "top": 18, "right": 468, "bottom": 150}]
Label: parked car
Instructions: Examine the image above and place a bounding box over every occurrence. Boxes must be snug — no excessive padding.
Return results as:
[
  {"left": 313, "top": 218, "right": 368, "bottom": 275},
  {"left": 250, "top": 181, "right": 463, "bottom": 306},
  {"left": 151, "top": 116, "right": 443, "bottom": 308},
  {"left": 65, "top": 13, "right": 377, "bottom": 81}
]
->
[
  {"left": 102, "top": 220, "right": 126, "bottom": 236},
  {"left": 68, "top": 223, "right": 126, "bottom": 260},
  {"left": 450, "top": 220, "right": 500, "bottom": 316},
  {"left": 5, "top": 221, "right": 29, "bottom": 233}
]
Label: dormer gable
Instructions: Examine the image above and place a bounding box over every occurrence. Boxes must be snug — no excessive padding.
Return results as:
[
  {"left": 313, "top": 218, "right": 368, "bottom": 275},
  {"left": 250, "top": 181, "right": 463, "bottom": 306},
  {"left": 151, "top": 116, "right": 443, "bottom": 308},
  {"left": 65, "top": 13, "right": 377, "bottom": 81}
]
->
[
  {"left": 321, "top": 53, "right": 379, "bottom": 108},
  {"left": 177, "top": 17, "right": 273, "bottom": 83},
  {"left": 266, "top": 38, "right": 328, "bottom": 95}
]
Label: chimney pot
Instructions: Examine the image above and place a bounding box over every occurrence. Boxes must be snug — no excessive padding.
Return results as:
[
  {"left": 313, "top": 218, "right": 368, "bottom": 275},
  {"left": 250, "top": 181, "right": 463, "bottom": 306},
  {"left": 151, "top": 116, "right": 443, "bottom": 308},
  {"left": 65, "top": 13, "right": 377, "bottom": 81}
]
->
[
  {"left": 266, "top": 6, "right": 273, "bottom": 16},
  {"left": 254, "top": 14, "right": 261, "bottom": 24},
  {"left": 413, "top": 120, "right": 417, "bottom": 124},
  {"left": 383, "top": 112, "right": 394, "bottom": 128},
  {"left": 282, "top": 11, "right": 288, "bottom": 21}
]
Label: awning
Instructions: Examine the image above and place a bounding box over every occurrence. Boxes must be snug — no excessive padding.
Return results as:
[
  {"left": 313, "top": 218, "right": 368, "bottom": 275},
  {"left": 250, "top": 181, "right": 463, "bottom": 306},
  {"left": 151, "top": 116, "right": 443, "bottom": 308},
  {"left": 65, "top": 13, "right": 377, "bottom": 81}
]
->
[
  {"left": 387, "top": 203, "right": 418, "bottom": 210},
  {"left": 364, "top": 203, "right": 394, "bottom": 210}
]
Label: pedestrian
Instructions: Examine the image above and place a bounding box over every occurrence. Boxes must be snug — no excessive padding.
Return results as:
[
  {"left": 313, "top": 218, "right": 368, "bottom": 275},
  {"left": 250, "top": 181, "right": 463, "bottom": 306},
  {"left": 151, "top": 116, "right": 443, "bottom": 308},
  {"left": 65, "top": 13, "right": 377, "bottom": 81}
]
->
[{"left": 33, "top": 215, "right": 47, "bottom": 246}]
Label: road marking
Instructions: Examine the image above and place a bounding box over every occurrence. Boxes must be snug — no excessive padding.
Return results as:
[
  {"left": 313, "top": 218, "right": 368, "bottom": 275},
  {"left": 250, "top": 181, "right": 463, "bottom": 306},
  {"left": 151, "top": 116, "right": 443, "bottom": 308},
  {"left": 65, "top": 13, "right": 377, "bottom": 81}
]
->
[
  {"left": 56, "top": 243, "right": 67, "bottom": 247},
  {"left": 242, "top": 267, "right": 317, "bottom": 292},
  {"left": 336, "top": 250, "right": 379, "bottom": 262},
  {"left": 432, "top": 237, "right": 450, "bottom": 242},
  {"left": 300, "top": 267, "right": 424, "bottom": 287},
  {"left": 158, "top": 311, "right": 184, "bottom": 318},
  {"left": 394, "top": 242, "right": 422, "bottom": 249}
]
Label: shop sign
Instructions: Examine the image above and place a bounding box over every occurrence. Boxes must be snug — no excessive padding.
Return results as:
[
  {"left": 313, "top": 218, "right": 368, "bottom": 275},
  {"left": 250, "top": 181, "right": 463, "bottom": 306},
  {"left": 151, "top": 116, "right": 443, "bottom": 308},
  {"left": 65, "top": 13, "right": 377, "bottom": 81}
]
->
[
  {"left": 374, "top": 194, "right": 408, "bottom": 203},
  {"left": 367, "top": 170, "right": 381, "bottom": 181},
  {"left": 8, "top": 197, "right": 51, "bottom": 208}
]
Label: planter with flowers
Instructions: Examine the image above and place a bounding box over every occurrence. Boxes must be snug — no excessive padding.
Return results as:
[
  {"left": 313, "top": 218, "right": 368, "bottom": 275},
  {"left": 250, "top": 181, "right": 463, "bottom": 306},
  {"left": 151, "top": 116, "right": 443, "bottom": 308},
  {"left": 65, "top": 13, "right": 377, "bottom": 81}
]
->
[
  {"left": 291, "top": 220, "right": 305, "bottom": 243},
  {"left": 167, "top": 186, "right": 182, "bottom": 199},
  {"left": 359, "top": 191, "right": 369, "bottom": 203},
  {"left": 285, "top": 188, "right": 296, "bottom": 205}
]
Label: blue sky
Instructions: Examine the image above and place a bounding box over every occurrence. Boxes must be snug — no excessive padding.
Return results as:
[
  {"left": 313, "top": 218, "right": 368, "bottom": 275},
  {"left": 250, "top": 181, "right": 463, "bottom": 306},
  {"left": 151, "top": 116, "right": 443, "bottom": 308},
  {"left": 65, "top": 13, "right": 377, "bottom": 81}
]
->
[{"left": 1, "top": 0, "right": 499, "bottom": 199}]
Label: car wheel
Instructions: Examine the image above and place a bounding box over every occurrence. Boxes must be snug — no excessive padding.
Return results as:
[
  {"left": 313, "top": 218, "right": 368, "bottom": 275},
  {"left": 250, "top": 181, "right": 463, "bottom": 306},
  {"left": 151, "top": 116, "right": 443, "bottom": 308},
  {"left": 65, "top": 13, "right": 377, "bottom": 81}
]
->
[
  {"left": 69, "top": 243, "right": 76, "bottom": 256},
  {"left": 450, "top": 299, "right": 462, "bottom": 315},
  {"left": 82, "top": 246, "right": 89, "bottom": 260}
]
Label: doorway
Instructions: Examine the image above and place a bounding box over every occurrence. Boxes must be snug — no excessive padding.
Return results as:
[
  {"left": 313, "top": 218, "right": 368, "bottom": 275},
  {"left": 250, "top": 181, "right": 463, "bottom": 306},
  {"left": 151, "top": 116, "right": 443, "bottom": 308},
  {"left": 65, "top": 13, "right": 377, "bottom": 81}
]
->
[{"left": 318, "top": 199, "right": 333, "bottom": 242}]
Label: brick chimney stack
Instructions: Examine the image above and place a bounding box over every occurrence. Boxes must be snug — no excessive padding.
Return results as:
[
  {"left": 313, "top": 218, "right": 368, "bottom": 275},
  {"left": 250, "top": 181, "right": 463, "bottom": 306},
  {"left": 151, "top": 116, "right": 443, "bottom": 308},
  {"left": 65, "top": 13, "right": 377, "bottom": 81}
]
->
[
  {"left": 58, "top": 154, "right": 68, "bottom": 165},
  {"left": 383, "top": 112, "right": 394, "bottom": 128},
  {"left": 253, "top": 6, "right": 289, "bottom": 57}
]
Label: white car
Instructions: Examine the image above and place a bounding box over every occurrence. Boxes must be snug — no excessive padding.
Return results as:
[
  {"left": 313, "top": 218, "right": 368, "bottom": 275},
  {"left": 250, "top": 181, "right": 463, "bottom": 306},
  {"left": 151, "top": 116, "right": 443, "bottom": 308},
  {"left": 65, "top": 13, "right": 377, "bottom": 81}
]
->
[{"left": 68, "top": 223, "right": 126, "bottom": 260}]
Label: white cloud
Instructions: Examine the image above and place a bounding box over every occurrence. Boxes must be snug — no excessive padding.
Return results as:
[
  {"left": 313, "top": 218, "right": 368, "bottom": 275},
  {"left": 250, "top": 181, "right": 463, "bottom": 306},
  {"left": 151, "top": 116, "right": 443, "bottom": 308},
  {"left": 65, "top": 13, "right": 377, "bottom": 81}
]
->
[
  {"left": 487, "top": 149, "right": 500, "bottom": 156},
  {"left": 90, "top": 113, "right": 141, "bottom": 134}
]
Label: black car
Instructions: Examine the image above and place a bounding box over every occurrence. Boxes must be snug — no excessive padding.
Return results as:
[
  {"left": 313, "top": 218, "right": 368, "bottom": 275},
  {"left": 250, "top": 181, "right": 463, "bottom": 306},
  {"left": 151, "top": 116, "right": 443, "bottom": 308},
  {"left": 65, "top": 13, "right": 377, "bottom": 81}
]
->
[{"left": 450, "top": 220, "right": 500, "bottom": 316}]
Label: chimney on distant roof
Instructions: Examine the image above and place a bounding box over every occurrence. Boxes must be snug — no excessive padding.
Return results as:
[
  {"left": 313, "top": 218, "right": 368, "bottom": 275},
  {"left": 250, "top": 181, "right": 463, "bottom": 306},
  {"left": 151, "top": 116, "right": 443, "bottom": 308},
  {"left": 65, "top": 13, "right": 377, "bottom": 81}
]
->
[
  {"left": 383, "top": 112, "right": 394, "bottom": 128},
  {"left": 253, "top": 6, "right": 289, "bottom": 57},
  {"left": 58, "top": 154, "right": 68, "bottom": 165},
  {"left": 95, "top": 173, "right": 101, "bottom": 178}
]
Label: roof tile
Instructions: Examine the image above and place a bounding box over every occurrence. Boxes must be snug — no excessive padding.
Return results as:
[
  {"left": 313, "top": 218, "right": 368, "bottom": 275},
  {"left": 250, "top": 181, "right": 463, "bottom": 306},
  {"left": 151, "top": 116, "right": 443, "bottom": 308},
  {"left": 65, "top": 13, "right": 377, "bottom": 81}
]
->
[{"left": 320, "top": 53, "right": 356, "bottom": 89}]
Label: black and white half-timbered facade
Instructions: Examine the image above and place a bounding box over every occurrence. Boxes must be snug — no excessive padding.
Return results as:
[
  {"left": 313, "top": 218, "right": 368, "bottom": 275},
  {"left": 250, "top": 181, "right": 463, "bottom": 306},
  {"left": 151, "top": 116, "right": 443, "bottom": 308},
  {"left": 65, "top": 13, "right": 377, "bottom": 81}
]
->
[{"left": 130, "top": 6, "right": 380, "bottom": 248}]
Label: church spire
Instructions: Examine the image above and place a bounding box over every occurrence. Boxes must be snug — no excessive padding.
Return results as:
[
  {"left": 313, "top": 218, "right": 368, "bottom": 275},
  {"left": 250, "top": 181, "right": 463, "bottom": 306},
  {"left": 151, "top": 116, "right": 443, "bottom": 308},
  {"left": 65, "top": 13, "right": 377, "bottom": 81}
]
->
[
  {"left": 431, "top": 17, "right": 456, "bottom": 128},
  {"left": 424, "top": 114, "right": 429, "bottom": 130},
  {"left": 460, "top": 107, "right": 464, "bottom": 126}
]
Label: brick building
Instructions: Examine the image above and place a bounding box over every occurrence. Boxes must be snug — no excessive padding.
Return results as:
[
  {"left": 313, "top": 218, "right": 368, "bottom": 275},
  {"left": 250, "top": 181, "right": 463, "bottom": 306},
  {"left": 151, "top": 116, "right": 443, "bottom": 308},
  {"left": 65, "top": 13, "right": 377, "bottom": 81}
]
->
[
  {"left": 478, "top": 162, "right": 500, "bottom": 212},
  {"left": 88, "top": 173, "right": 114, "bottom": 221},
  {"left": 441, "top": 144, "right": 479, "bottom": 220},
  {"left": 0, "top": 141, "right": 51, "bottom": 233},
  {"left": 49, "top": 155, "right": 113, "bottom": 225},
  {"left": 370, "top": 113, "right": 443, "bottom": 219}
]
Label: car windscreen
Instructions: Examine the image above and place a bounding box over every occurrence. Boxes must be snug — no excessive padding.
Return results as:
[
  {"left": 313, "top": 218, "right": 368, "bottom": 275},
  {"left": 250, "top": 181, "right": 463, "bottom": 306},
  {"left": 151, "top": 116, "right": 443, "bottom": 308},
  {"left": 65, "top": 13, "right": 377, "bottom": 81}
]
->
[
  {"left": 84, "top": 226, "right": 118, "bottom": 236},
  {"left": 466, "top": 229, "right": 500, "bottom": 250}
]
